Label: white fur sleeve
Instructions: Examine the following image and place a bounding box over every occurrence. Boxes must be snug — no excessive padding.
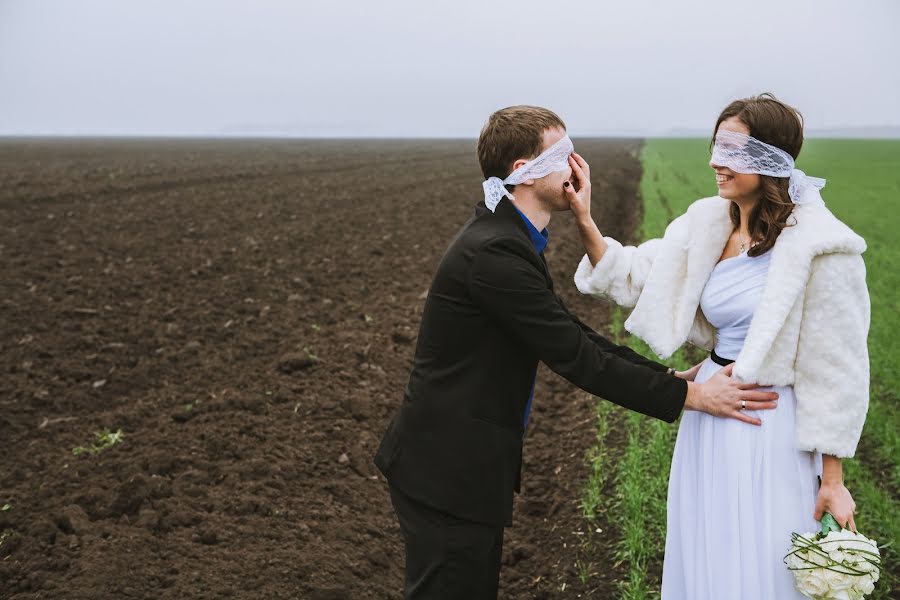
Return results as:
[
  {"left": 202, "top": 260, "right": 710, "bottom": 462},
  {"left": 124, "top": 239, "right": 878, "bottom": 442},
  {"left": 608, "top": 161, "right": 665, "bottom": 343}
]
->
[
  {"left": 793, "top": 253, "right": 871, "bottom": 458},
  {"left": 573, "top": 236, "right": 663, "bottom": 308}
]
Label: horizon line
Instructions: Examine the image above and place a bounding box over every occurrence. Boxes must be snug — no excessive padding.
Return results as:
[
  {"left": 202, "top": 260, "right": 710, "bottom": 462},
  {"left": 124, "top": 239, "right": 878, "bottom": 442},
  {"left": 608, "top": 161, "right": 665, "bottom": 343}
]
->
[{"left": 3, "top": 131, "right": 900, "bottom": 141}]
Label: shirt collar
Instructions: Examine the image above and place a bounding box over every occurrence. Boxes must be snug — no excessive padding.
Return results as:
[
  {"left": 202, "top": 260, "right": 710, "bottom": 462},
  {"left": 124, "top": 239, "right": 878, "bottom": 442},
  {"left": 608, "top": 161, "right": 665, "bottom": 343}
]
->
[{"left": 512, "top": 205, "right": 549, "bottom": 254}]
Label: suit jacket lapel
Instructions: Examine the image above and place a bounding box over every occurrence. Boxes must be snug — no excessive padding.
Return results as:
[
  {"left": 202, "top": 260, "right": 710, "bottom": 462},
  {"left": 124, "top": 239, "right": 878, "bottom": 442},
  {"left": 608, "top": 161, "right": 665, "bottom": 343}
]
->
[
  {"left": 539, "top": 253, "right": 553, "bottom": 289},
  {"left": 479, "top": 197, "right": 552, "bottom": 282}
]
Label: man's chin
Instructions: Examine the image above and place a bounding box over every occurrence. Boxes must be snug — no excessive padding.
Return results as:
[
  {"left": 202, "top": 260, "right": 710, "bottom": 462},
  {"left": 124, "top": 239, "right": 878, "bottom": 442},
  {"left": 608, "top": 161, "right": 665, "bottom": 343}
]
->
[{"left": 550, "top": 195, "right": 571, "bottom": 212}]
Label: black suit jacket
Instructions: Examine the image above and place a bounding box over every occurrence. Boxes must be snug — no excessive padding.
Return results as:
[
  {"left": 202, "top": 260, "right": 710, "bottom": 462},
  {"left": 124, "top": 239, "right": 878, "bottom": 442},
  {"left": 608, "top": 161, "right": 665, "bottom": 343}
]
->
[{"left": 374, "top": 197, "right": 687, "bottom": 527}]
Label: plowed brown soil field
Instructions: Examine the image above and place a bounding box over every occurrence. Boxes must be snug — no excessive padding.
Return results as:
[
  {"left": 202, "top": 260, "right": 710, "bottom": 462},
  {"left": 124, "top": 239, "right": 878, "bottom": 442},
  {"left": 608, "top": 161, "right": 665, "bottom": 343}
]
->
[{"left": 0, "top": 138, "right": 642, "bottom": 599}]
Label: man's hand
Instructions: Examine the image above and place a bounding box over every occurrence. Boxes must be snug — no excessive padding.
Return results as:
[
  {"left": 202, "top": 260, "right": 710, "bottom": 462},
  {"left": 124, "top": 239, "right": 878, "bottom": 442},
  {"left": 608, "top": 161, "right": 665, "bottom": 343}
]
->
[
  {"left": 565, "top": 152, "right": 591, "bottom": 223},
  {"left": 684, "top": 363, "right": 779, "bottom": 426}
]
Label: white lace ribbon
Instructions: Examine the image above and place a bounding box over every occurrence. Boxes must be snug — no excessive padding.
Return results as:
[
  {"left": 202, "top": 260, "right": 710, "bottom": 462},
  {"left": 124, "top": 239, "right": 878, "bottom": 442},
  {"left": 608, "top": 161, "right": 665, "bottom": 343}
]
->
[
  {"left": 788, "top": 169, "right": 826, "bottom": 207},
  {"left": 483, "top": 135, "right": 574, "bottom": 212},
  {"left": 711, "top": 129, "right": 825, "bottom": 206}
]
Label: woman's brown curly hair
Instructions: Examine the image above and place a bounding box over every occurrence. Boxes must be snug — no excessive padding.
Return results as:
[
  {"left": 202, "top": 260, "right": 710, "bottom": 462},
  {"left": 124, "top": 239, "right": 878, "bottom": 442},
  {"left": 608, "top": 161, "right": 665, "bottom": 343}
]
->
[{"left": 711, "top": 93, "right": 804, "bottom": 257}]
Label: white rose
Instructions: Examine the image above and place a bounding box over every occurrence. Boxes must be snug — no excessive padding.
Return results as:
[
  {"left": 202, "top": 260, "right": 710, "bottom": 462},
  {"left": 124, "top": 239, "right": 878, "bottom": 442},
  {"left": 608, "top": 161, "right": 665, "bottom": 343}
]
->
[
  {"left": 858, "top": 575, "right": 875, "bottom": 595},
  {"left": 844, "top": 589, "right": 864, "bottom": 600},
  {"left": 785, "top": 547, "right": 808, "bottom": 570},
  {"left": 849, "top": 555, "right": 878, "bottom": 577},
  {"left": 797, "top": 570, "right": 830, "bottom": 598},
  {"left": 810, "top": 550, "right": 832, "bottom": 568},
  {"left": 821, "top": 531, "right": 850, "bottom": 554},
  {"left": 825, "top": 569, "right": 855, "bottom": 591},
  {"left": 825, "top": 531, "right": 878, "bottom": 556},
  {"left": 792, "top": 575, "right": 811, "bottom": 597}
]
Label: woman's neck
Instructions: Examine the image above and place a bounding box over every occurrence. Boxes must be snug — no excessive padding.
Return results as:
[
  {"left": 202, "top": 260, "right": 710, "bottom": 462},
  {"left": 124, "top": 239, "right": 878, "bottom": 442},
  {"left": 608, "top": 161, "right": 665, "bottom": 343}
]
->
[{"left": 734, "top": 197, "right": 760, "bottom": 239}]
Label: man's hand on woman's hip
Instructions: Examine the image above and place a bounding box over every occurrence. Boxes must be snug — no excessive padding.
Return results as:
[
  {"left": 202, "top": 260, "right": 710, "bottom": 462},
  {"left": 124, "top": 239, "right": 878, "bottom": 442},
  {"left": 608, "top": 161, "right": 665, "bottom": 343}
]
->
[{"left": 685, "top": 363, "right": 779, "bottom": 426}]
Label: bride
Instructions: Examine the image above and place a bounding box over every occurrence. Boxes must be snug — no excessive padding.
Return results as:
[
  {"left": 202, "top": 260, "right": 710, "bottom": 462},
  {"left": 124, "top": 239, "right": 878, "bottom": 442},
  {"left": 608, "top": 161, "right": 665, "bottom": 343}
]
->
[{"left": 565, "top": 93, "right": 870, "bottom": 599}]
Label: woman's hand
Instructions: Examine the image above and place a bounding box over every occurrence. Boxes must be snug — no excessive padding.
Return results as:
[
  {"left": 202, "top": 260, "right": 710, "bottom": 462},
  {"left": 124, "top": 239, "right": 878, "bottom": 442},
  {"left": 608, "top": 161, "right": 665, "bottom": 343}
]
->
[
  {"left": 814, "top": 482, "right": 857, "bottom": 532},
  {"left": 815, "top": 456, "right": 857, "bottom": 531},
  {"left": 675, "top": 361, "right": 704, "bottom": 381},
  {"left": 565, "top": 152, "right": 592, "bottom": 222},
  {"left": 566, "top": 152, "right": 610, "bottom": 266}
]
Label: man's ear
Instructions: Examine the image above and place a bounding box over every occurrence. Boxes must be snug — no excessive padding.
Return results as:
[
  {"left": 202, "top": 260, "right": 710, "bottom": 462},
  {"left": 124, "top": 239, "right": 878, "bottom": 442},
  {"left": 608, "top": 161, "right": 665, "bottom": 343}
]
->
[{"left": 510, "top": 158, "right": 534, "bottom": 186}]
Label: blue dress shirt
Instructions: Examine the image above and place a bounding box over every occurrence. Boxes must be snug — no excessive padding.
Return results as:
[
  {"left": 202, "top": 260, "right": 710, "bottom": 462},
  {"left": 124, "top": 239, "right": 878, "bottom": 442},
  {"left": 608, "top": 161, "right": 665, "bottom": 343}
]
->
[{"left": 512, "top": 205, "right": 549, "bottom": 431}]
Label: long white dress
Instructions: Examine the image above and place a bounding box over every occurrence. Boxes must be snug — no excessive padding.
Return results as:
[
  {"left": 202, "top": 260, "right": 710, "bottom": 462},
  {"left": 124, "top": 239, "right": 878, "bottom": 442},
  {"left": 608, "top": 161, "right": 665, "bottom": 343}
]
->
[{"left": 661, "top": 248, "right": 823, "bottom": 600}]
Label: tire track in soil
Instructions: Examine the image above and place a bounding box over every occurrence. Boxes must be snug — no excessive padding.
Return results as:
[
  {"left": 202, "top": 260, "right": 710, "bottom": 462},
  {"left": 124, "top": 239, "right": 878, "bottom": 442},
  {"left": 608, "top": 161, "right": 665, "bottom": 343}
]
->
[{"left": 0, "top": 138, "right": 644, "bottom": 600}]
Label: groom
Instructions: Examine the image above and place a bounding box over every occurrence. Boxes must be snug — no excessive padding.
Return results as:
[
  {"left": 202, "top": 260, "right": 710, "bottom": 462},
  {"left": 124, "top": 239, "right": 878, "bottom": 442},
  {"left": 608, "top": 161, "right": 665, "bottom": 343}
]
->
[{"left": 374, "top": 105, "right": 778, "bottom": 599}]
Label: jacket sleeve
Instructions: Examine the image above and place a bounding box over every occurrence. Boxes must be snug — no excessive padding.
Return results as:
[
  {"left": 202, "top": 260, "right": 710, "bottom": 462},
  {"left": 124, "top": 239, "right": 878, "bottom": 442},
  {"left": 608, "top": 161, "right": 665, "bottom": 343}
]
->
[
  {"left": 469, "top": 237, "right": 687, "bottom": 423},
  {"left": 572, "top": 236, "right": 660, "bottom": 307},
  {"left": 793, "top": 253, "right": 871, "bottom": 458},
  {"left": 573, "top": 213, "right": 691, "bottom": 308},
  {"left": 559, "top": 294, "right": 672, "bottom": 373}
]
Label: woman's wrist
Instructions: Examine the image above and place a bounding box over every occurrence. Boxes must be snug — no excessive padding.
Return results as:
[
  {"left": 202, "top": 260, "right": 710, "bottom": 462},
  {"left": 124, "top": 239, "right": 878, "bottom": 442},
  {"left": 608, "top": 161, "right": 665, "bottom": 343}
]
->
[
  {"left": 574, "top": 217, "right": 608, "bottom": 266},
  {"left": 820, "top": 454, "right": 844, "bottom": 486},
  {"left": 574, "top": 213, "right": 598, "bottom": 234}
]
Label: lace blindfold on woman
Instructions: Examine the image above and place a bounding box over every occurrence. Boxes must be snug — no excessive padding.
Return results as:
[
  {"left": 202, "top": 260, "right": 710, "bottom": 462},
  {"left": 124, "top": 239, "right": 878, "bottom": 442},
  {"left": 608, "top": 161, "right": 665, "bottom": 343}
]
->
[
  {"left": 483, "top": 135, "right": 574, "bottom": 212},
  {"left": 711, "top": 129, "right": 826, "bottom": 206}
]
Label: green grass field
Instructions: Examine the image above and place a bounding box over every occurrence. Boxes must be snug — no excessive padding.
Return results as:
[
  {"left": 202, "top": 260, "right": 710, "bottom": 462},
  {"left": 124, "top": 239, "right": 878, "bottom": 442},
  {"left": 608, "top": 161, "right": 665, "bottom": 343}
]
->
[{"left": 580, "top": 138, "right": 900, "bottom": 599}]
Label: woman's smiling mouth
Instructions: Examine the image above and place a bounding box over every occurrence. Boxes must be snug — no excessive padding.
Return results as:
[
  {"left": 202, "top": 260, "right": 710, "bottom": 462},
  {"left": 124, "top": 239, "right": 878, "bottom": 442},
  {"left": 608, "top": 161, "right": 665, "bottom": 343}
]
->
[{"left": 716, "top": 173, "right": 734, "bottom": 185}]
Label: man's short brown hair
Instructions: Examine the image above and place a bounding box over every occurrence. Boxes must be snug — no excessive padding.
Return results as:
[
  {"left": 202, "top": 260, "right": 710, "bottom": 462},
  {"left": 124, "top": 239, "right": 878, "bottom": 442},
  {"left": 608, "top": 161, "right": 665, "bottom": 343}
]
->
[{"left": 477, "top": 105, "right": 566, "bottom": 180}]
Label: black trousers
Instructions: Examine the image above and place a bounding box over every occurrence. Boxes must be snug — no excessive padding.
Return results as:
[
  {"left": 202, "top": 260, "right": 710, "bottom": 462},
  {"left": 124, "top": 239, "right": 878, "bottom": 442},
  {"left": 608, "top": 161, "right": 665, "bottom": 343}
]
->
[{"left": 389, "top": 484, "right": 505, "bottom": 599}]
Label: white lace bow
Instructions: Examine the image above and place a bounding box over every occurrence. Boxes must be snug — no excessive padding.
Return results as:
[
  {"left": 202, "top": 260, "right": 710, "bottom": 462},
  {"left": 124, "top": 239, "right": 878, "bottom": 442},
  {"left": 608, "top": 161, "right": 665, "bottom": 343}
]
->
[
  {"left": 711, "top": 129, "right": 825, "bottom": 206},
  {"left": 482, "top": 135, "right": 574, "bottom": 212}
]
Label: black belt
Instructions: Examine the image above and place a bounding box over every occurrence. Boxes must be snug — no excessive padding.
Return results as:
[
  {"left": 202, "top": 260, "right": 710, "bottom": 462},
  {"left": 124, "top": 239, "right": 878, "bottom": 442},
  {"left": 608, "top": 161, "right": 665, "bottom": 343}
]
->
[{"left": 710, "top": 349, "right": 735, "bottom": 367}]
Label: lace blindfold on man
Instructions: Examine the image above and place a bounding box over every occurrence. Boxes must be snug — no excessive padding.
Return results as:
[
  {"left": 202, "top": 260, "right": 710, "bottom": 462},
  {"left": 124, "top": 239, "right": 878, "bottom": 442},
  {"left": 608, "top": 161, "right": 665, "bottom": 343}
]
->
[
  {"left": 482, "top": 135, "right": 574, "bottom": 212},
  {"left": 711, "top": 129, "right": 826, "bottom": 206}
]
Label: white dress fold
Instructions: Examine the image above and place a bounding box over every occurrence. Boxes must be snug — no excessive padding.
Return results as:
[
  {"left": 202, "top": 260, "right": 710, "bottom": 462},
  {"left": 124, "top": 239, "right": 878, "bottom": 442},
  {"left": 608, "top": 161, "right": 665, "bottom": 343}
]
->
[{"left": 661, "top": 249, "right": 822, "bottom": 600}]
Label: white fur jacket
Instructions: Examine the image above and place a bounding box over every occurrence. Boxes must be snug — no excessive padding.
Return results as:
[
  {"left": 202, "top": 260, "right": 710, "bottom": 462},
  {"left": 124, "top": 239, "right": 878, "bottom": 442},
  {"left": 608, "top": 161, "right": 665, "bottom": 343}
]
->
[{"left": 573, "top": 196, "right": 870, "bottom": 458}]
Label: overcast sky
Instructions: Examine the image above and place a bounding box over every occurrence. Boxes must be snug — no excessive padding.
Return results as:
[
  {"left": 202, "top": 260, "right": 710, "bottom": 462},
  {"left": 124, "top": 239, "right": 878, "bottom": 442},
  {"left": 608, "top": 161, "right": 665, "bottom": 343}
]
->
[{"left": 2, "top": 0, "right": 899, "bottom": 137}]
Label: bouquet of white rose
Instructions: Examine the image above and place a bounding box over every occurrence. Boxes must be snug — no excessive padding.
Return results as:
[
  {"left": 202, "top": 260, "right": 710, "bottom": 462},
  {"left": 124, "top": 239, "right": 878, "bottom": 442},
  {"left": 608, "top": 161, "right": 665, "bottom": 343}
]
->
[{"left": 784, "top": 513, "right": 882, "bottom": 600}]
